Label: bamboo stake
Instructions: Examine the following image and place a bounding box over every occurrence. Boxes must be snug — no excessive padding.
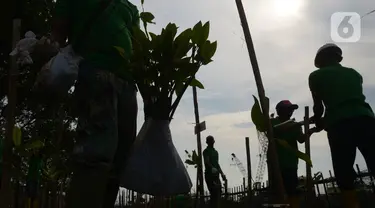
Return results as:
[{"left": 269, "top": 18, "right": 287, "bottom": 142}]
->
[
  {"left": 192, "top": 86, "right": 205, "bottom": 207},
  {"left": 245, "top": 137, "right": 252, "bottom": 205},
  {"left": 0, "top": 18, "right": 21, "bottom": 208},
  {"left": 234, "top": 0, "right": 286, "bottom": 203},
  {"left": 304, "top": 106, "right": 315, "bottom": 206}
]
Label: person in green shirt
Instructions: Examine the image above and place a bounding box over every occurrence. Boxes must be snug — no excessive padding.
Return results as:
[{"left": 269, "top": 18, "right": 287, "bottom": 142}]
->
[
  {"left": 51, "top": 1, "right": 139, "bottom": 207},
  {"left": 203, "top": 135, "right": 226, "bottom": 208},
  {"left": 309, "top": 43, "right": 375, "bottom": 208},
  {"left": 271, "top": 100, "right": 307, "bottom": 208}
]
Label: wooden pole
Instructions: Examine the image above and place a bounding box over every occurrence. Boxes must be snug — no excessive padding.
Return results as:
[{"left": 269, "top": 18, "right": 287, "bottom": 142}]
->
[
  {"left": 234, "top": 0, "right": 285, "bottom": 203},
  {"left": 304, "top": 106, "right": 315, "bottom": 206},
  {"left": 245, "top": 137, "right": 252, "bottom": 205},
  {"left": 192, "top": 86, "right": 205, "bottom": 207},
  {"left": 0, "top": 18, "right": 21, "bottom": 208}
]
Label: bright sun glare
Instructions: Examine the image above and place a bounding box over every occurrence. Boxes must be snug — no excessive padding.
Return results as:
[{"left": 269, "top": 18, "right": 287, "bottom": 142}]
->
[{"left": 272, "top": 0, "right": 304, "bottom": 18}]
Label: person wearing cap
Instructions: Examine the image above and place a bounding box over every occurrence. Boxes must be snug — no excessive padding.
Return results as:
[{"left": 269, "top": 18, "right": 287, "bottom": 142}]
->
[
  {"left": 203, "top": 135, "right": 226, "bottom": 208},
  {"left": 271, "top": 100, "right": 309, "bottom": 208},
  {"left": 309, "top": 43, "right": 375, "bottom": 208}
]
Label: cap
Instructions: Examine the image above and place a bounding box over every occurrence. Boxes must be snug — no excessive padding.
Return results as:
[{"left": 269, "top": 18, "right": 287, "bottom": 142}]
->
[
  {"left": 276, "top": 100, "right": 299, "bottom": 110},
  {"left": 315, "top": 43, "right": 342, "bottom": 67},
  {"left": 317, "top": 43, "right": 341, "bottom": 55}
]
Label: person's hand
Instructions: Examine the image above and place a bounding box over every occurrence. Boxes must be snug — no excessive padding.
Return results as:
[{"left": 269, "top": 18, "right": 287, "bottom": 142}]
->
[
  {"left": 221, "top": 174, "right": 227, "bottom": 181},
  {"left": 314, "top": 118, "right": 325, "bottom": 131},
  {"left": 308, "top": 116, "right": 316, "bottom": 124},
  {"left": 307, "top": 127, "right": 320, "bottom": 136}
]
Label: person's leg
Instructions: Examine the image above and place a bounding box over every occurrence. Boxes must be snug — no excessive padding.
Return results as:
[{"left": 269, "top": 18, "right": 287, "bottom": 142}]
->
[
  {"left": 211, "top": 174, "right": 221, "bottom": 208},
  {"left": 281, "top": 168, "right": 299, "bottom": 208},
  {"left": 355, "top": 117, "right": 375, "bottom": 178},
  {"left": 205, "top": 173, "right": 215, "bottom": 207},
  {"left": 65, "top": 64, "right": 120, "bottom": 208},
  {"left": 102, "top": 82, "right": 138, "bottom": 207},
  {"left": 327, "top": 121, "right": 358, "bottom": 208}
]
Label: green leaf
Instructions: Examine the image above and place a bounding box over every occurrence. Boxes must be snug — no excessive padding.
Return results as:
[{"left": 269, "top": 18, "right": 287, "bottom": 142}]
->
[
  {"left": 251, "top": 95, "right": 267, "bottom": 132},
  {"left": 201, "top": 22, "right": 210, "bottom": 44},
  {"left": 132, "top": 27, "right": 151, "bottom": 51},
  {"left": 192, "top": 150, "right": 198, "bottom": 163},
  {"left": 190, "top": 78, "right": 204, "bottom": 89},
  {"left": 25, "top": 140, "right": 44, "bottom": 150},
  {"left": 12, "top": 126, "right": 22, "bottom": 147},
  {"left": 174, "top": 81, "right": 184, "bottom": 96},
  {"left": 113, "top": 46, "right": 126, "bottom": 59},
  {"left": 149, "top": 32, "right": 157, "bottom": 40},
  {"left": 185, "top": 159, "right": 196, "bottom": 165},
  {"left": 192, "top": 21, "right": 210, "bottom": 47},
  {"left": 192, "top": 21, "right": 203, "bottom": 44},
  {"left": 174, "top": 28, "right": 193, "bottom": 58},
  {"left": 275, "top": 139, "right": 313, "bottom": 167},
  {"left": 200, "top": 40, "right": 217, "bottom": 64},
  {"left": 140, "top": 12, "right": 155, "bottom": 24}
]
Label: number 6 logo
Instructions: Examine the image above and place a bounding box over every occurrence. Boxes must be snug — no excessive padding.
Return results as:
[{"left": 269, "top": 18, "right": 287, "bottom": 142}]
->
[{"left": 331, "top": 12, "right": 361, "bottom": 43}]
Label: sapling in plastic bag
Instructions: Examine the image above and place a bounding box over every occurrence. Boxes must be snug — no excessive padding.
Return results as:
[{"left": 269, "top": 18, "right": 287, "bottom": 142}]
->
[
  {"left": 120, "top": 118, "right": 192, "bottom": 195},
  {"left": 119, "top": 6, "right": 217, "bottom": 196}
]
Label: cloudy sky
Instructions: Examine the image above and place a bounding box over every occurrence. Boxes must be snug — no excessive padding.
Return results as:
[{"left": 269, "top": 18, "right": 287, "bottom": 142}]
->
[{"left": 130, "top": 0, "right": 375, "bottom": 192}]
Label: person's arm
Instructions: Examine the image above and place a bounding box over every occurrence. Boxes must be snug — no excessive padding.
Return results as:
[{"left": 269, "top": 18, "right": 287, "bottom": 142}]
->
[
  {"left": 297, "top": 126, "right": 305, "bottom": 144},
  {"left": 51, "top": 0, "right": 70, "bottom": 46},
  {"left": 356, "top": 70, "right": 374, "bottom": 113},
  {"left": 217, "top": 155, "right": 226, "bottom": 181},
  {"left": 308, "top": 73, "right": 325, "bottom": 131}
]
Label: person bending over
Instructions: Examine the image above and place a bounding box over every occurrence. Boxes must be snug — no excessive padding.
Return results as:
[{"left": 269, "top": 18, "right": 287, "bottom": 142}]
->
[{"left": 309, "top": 43, "right": 375, "bottom": 208}]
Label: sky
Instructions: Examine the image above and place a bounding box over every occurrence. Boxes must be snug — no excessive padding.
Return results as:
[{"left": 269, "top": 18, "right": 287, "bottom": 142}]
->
[{"left": 128, "top": 0, "right": 375, "bottom": 192}]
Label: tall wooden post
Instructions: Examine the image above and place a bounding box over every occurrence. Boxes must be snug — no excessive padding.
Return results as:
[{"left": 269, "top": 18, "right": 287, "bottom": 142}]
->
[
  {"left": 304, "top": 106, "right": 314, "bottom": 206},
  {"left": 234, "top": 0, "right": 285, "bottom": 203},
  {"left": 192, "top": 86, "right": 205, "bottom": 207},
  {"left": 0, "top": 17, "right": 21, "bottom": 208},
  {"left": 245, "top": 137, "right": 252, "bottom": 205}
]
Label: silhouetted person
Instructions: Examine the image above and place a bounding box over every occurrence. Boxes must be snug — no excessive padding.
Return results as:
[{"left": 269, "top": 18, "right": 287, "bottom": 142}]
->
[
  {"left": 271, "top": 100, "right": 308, "bottom": 208},
  {"left": 203, "top": 135, "right": 226, "bottom": 208},
  {"left": 309, "top": 43, "right": 375, "bottom": 208},
  {"left": 51, "top": 0, "right": 139, "bottom": 207}
]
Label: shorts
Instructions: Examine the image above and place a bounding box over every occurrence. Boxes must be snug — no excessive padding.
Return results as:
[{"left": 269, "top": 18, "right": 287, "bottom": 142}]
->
[
  {"left": 327, "top": 116, "right": 375, "bottom": 190},
  {"left": 205, "top": 172, "right": 221, "bottom": 194},
  {"left": 280, "top": 167, "right": 298, "bottom": 196}
]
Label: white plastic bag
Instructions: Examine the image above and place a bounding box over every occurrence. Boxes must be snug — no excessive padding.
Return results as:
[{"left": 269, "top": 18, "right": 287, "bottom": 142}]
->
[
  {"left": 120, "top": 119, "right": 192, "bottom": 196},
  {"left": 9, "top": 31, "right": 38, "bottom": 67},
  {"left": 35, "top": 45, "right": 82, "bottom": 95}
]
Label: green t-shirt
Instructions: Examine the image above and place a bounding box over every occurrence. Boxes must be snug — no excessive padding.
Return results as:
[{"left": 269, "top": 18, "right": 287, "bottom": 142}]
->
[
  {"left": 271, "top": 117, "right": 303, "bottom": 169},
  {"left": 203, "top": 147, "right": 219, "bottom": 173},
  {"left": 54, "top": 0, "right": 140, "bottom": 79},
  {"left": 308, "top": 64, "right": 374, "bottom": 128}
]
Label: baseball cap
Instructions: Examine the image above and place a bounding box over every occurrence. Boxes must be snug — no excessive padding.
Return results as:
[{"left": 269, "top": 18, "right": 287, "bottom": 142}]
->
[{"left": 276, "top": 100, "right": 299, "bottom": 110}]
